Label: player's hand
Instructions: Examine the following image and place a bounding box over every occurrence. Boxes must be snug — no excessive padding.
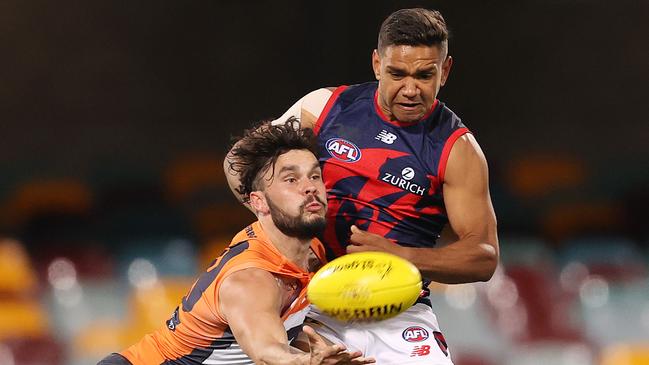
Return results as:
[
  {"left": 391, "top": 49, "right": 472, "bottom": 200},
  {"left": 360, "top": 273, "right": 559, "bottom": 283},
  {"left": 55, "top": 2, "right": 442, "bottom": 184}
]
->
[
  {"left": 303, "top": 325, "right": 375, "bottom": 364},
  {"left": 347, "top": 225, "right": 405, "bottom": 258}
]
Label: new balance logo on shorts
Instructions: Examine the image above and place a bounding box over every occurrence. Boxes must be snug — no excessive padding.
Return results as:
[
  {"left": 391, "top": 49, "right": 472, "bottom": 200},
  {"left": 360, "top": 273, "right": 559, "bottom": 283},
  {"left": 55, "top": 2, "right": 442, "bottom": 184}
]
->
[
  {"left": 410, "top": 345, "right": 431, "bottom": 357},
  {"left": 375, "top": 130, "right": 397, "bottom": 144}
]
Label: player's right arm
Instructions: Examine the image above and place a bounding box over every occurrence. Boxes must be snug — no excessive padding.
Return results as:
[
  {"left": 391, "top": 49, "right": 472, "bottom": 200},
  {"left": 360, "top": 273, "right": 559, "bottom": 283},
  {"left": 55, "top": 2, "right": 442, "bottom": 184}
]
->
[
  {"left": 223, "top": 88, "right": 333, "bottom": 208},
  {"left": 218, "top": 267, "right": 372, "bottom": 365}
]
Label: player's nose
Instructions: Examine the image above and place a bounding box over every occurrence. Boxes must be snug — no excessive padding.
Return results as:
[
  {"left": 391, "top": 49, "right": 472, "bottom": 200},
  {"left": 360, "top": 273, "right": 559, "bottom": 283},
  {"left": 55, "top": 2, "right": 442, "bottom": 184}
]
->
[
  {"left": 401, "top": 78, "right": 418, "bottom": 98},
  {"left": 301, "top": 177, "right": 318, "bottom": 195}
]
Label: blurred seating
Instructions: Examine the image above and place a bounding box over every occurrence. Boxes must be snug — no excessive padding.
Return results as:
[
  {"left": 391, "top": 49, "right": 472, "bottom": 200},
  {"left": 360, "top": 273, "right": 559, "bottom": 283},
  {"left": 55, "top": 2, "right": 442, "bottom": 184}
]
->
[
  {"left": 72, "top": 319, "right": 129, "bottom": 365},
  {"left": 162, "top": 154, "right": 253, "bottom": 240},
  {"left": 488, "top": 172, "right": 539, "bottom": 233},
  {"left": 18, "top": 207, "right": 112, "bottom": 281},
  {"left": 0, "top": 239, "right": 38, "bottom": 296},
  {"left": 0, "top": 299, "right": 50, "bottom": 340},
  {"left": 453, "top": 354, "right": 497, "bottom": 365},
  {"left": 115, "top": 237, "right": 198, "bottom": 280},
  {"left": 429, "top": 282, "right": 509, "bottom": 363},
  {"left": 0, "top": 335, "right": 65, "bottom": 365},
  {"left": 488, "top": 236, "right": 584, "bottom": 342},
  {"left": 96, "top": 183, "right": 192, "bottom": 242},
  {"left": 540, "top": 201, "right": 627, "bottom": 243},
  {"left": 0, "top": 239, "right": 64, "bottom": 365},
  {"left": 503, "top": 264, "right": 583, "bottom": 342},
  {"left": 123, "top": 278, "right": 193, "bottom": 341},
  {"left": 556, "top": 236, "right": 647, "bottom": 349},
  {"left": 163, "top": 154, "right": 227, "bottom": 204},
  {"left": 503, "top": 341, "right": 595, "bottom": 365},
  {"left": 34, "top": 245, "right": 114, "bottom": 282},
  {"left": 577, "top": 280, "right": 649, "bottom": 348},
  {"left": 505, "top": 154, "right": 587, "bottom": 199},
  {"left": 69, "top": 278, "right": 192, "bottom": 364},
  {"left": 600, "top": 343, "right": 649, "bottom": 365},
  {"left": 499, "top": 235, "right": 555, "bottom": 269},
  {"left": 558, "top": 236, "right": 646, "bottom": 283},
  {"left": 190, "top": 202, "right": 254, "bottom": 241},
  {"left": 44, "top": 280, "right": 127, "bottom": 343},
  {"left": 0, "top": 178, "right": 93, "bottom": 229}
]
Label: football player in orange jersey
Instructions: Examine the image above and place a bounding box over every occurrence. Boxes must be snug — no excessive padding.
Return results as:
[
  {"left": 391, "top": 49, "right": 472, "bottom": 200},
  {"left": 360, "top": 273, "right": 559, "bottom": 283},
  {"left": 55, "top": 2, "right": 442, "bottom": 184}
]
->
[{"left": 99, "top": 120, "right": 373, "bottom": 365}]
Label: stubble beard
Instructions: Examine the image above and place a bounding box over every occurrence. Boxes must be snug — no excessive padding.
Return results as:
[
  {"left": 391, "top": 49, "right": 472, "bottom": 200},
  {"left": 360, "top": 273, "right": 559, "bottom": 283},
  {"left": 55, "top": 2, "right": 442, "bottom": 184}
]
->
[{"left": 266, "top": 195, "right": 327, "bottom": 240}]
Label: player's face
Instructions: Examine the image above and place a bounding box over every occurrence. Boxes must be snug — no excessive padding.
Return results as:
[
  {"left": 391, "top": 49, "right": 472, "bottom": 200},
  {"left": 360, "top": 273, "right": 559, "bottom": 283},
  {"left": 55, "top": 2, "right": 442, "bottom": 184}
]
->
[
  {"left": 373, "top": 44, "right": 452, "bottom": 123},
  {"left": 262, "top": 149, "right": 327, "bottom": 239}
]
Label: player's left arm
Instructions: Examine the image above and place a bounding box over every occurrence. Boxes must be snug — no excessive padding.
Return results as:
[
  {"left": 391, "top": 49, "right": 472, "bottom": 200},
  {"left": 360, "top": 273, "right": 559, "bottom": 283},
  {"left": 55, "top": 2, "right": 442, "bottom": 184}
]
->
[{"left": 348, "top": 134, "right": 498, "bottom": 284}]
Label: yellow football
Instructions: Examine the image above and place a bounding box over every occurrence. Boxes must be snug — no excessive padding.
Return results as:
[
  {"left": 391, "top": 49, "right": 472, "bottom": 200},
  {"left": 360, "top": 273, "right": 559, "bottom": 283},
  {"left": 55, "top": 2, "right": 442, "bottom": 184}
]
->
[{"left": 307, "top": 251, "right": 422, "bottom": 322}]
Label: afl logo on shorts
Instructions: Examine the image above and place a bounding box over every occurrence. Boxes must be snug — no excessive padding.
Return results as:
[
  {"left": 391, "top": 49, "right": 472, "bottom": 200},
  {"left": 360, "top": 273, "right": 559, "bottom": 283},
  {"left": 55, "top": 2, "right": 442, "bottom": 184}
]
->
[
  {"left": 402, "top": 326, "right": 429, "bottom": 342},
  {"left": 326, "top": 138, "right": 361, "bottom": 162}
]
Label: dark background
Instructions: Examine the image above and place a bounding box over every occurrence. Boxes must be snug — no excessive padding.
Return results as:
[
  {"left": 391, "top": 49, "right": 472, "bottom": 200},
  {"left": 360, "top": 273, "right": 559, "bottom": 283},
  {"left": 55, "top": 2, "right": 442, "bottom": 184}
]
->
[
  {"left": 1, "top": 0, "right": 648, "bottom": 243},
  {"left": 1, "top": 2, "right": 649, "bottom": 364}
]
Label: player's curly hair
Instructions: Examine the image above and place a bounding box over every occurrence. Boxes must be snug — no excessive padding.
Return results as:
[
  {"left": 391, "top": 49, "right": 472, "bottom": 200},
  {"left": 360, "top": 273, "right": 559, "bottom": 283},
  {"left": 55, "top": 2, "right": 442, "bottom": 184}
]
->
[
  {"left": 228, "top": 117, "right": 319, "bottom": 203},
  {"left": 378, "top": 8, "right": 449, "bottom": 56}
]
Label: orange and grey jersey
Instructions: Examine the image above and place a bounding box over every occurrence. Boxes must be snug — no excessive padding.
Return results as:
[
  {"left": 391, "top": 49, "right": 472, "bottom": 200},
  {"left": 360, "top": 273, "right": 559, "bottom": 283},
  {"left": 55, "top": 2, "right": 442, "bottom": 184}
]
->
[{"left": 121, "top": 221, "right": 327, "bottom": 365}]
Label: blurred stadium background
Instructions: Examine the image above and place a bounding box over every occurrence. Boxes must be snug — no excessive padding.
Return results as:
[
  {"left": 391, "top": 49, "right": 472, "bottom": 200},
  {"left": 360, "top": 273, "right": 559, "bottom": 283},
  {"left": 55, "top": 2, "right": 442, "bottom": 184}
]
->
[{"left": 1, "top": 1, "right": 648, "bottom": 364}]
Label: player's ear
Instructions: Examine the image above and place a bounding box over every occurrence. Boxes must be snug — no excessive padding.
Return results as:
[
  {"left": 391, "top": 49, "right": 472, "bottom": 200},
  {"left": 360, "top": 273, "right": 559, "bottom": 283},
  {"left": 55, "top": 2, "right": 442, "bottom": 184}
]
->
[
  {"left": 440, "top": 55, "right": 453, "bottom": 87},
  {"left": 249, "top": 191, "right": 269, "bottom": 215},
  {"left": 372, "top": 49, "right": 381, "bottom": 80}
]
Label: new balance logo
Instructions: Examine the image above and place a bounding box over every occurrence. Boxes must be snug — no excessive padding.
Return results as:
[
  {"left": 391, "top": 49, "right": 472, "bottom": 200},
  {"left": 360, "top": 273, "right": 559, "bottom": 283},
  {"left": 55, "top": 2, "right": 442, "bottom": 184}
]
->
[
  {"left": 410, "top": 345, "right": 431, "bottom": 357},
  {"left": 375, "top": 130, "right": 397, "bottom": 144}
]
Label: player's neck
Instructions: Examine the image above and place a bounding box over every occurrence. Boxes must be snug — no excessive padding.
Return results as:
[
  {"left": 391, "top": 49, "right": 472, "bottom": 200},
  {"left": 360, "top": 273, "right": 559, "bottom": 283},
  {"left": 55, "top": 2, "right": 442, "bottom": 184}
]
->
[{"left": 259, "top": 218, "right": 311, "bottom": 270}]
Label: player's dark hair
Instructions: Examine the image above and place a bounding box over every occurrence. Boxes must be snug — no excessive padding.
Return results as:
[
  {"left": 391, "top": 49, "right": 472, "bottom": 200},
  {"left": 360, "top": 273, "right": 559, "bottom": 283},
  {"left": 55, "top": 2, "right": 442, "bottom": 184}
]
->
[
  {"left": 228, "top": 117, "right": 319, "bottom": 202},
  {"left": 377, "top": 8, "right": 449, "bottom": 56}
]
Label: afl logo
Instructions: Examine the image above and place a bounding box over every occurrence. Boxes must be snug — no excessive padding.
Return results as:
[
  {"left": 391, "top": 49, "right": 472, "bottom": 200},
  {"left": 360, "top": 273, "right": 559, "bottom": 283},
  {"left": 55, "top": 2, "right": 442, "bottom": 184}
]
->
[
  {"left": 401, "top": 167, "right": 415, "bottom": 180},
  {"left": 326, "top": 138, "right": 361, "bottom": 162},
  {"left": 402, "top": 326, "right": 429, "bottom": 342}
]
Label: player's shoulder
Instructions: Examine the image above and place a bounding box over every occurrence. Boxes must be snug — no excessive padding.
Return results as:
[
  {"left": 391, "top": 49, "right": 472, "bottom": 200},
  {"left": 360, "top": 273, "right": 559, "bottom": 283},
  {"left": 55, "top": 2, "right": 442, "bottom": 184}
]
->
[
  {"left": 221, "top": 266, "right": 276, "bottom": 288},
  {"left": 432, "top": 100, "right": 467, "bottom": 131},
  {"left": 312, "top": 82, "right": 377, "bottom": 104},
  {"left": 301, "top": 82, "right": 377, "bottom": 130},
  {"left": 218, "top": 267, "right": 281, "bottom": 311},
  {"left": 338, "top": 82, "right": 377, "bottom": 102}
]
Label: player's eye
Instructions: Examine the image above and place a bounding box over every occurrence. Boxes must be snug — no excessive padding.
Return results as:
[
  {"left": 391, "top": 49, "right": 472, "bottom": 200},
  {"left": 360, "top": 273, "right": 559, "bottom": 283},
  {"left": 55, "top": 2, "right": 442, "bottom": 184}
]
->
[
  {"left": 311, "top": 174, "right": 321, "bottom": 181},
  {"left": 285, "top": 177, "right": 297, "bottom": 183}
]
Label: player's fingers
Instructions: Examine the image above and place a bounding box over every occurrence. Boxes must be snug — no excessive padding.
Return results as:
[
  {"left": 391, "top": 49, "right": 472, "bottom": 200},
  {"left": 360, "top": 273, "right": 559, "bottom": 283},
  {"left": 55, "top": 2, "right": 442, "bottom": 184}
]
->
[
  {"left": 324, "top": 352, "right": 376, "bottom": 364},
  {"left": 304, "top": 325, "right": 350, "bottom": 359},
  {"left": 346, "top": 244, "right": 368, "bottom": 253},
  {"left": 318, "top": 344, "right": 347, "bottom": 359},
  {"left": 351, "top": 225, "right": 382, "bottom": 243},
  {"left": 341, "top": 350, "right": 364, "bottom": 359},
  {"left": 302, "top": 325, "right": 316, "bottom": 336},
  {"left": 350, "top": 225, "right": 371, "bottom": 238},
  {"left": 303, "top": 325, "right": 326, "bottom": 347},
  {"left": 349, "top": 356, "right": 376, "bottom": 364}
]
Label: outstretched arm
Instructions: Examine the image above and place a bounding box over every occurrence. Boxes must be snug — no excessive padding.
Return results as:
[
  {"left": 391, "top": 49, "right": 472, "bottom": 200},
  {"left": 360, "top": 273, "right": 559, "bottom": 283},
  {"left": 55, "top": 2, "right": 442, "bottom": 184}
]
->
[
  {"left": 219, "top": 268, "right": 373, "bottom": 364},
  {"left": 347, "top": 134, "right": 499, "bottom": 284}
]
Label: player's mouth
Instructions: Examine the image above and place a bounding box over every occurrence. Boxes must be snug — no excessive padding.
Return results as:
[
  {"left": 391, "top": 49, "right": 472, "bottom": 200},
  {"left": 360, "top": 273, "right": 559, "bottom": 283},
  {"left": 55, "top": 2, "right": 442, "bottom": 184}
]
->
[
  {"left": 303, "top": 196, "right": 325, "bottom": 213},
  {"left": 304, "top": 201, "right": 324, "bottom": 212},
  {"left": 396, "top": 102, "right": 421, "bottom": 111}
]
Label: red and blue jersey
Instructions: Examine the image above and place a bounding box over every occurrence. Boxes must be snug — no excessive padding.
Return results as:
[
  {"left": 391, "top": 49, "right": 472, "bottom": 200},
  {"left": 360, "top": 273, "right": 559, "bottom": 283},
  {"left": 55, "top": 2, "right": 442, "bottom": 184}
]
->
[{"left": 314, "top": 82, "right": 470, "bottom": 259}]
